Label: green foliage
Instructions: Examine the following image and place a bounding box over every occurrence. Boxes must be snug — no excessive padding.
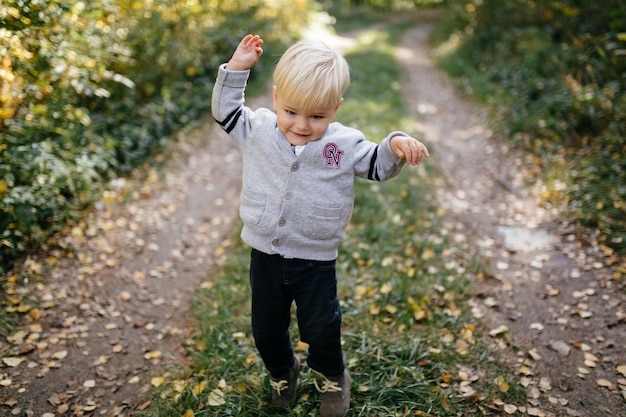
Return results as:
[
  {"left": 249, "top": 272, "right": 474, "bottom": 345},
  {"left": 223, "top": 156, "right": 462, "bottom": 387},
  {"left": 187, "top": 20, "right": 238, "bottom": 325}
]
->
[
  {"left": 433, "top": 0, "right": 626, "bottom": 253},
  {"left": 0, "top": 0, "right": 313, "bottom": 273}
]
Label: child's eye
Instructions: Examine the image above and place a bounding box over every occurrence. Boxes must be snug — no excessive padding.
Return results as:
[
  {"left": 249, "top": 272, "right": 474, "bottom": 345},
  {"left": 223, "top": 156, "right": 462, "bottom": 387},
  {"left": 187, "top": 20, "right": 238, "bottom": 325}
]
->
[
  {"left": 286, "top": 110, "right": 296, "bottom": 116},
  {"left": 311, "top": 115, "right": 324, "bottom": 120}
]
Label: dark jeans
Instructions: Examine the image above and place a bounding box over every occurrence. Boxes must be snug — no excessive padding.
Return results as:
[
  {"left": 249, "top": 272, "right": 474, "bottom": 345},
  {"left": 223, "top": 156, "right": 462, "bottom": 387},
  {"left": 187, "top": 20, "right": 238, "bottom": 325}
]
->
[{"left": 249, "top": 248, "right": 345, "bottom": 378}]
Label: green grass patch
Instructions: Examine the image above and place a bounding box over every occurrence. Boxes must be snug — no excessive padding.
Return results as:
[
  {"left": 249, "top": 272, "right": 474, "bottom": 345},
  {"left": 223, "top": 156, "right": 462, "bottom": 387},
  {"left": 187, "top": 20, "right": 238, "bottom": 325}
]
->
[{"left": 138, "top": 19, "right": 524, "bottom": 417}]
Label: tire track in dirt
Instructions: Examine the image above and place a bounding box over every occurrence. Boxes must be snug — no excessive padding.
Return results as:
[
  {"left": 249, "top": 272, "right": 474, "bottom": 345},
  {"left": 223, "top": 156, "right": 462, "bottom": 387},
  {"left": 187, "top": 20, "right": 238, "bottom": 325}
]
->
[{"left": 398, "top": 22, "right": 626, "bottom": 417}]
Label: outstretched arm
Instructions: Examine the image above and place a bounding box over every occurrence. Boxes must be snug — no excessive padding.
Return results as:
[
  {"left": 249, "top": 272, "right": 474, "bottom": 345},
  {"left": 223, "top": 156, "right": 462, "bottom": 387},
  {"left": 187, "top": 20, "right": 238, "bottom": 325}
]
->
[
  {"left": 226, "top": 34, "right": 264, "bottom": 71},
  {"left": 390, "top": 135, "right": 430, "bottom": 166}
]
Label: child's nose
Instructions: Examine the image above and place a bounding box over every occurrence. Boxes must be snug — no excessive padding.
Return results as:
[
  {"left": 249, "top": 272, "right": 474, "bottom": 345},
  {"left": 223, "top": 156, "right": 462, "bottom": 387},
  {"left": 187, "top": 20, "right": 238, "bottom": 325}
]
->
[{"left": 295, "top": 116, "right": 309, "bottom": 130}]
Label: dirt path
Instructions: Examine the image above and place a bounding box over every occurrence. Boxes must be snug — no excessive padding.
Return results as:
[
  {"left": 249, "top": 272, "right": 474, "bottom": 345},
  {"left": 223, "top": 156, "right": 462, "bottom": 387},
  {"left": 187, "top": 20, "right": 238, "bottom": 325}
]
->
[
  {"left": 398, "top": 23, "right": 626, "bottom": 417},
  {"left": 1, "top": 18, "right": 625, "bottom": 417}
]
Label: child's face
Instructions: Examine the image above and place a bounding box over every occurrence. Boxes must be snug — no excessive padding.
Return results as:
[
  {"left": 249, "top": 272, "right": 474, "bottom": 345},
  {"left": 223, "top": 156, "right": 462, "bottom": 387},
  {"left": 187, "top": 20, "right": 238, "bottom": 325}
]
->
[{"left": 273, "top": 87, "right": 342, "bottom": 146}]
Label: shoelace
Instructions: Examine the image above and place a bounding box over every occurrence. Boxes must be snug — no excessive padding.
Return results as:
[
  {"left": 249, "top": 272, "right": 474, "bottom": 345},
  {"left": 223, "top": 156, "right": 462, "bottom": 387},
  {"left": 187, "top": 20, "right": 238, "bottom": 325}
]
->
[
  {"left": 313, "top": 375, "right": 342, "bottom": 393},
  {"left": 270, "top": 378, "right": 289, "bottom": 395}
]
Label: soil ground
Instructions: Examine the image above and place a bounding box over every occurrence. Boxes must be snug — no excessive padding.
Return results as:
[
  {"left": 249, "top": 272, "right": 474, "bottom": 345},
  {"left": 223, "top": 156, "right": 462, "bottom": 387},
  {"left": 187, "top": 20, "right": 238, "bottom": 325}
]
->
[{"left": 1, "top": 15, "right": 625, "bottom": 417}]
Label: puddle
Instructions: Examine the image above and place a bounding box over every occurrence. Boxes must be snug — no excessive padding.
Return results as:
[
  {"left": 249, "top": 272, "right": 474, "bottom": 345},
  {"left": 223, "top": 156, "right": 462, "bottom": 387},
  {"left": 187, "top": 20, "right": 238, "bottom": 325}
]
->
[{"left": 496, "top": 226, "right": 557, "bottom": 252}]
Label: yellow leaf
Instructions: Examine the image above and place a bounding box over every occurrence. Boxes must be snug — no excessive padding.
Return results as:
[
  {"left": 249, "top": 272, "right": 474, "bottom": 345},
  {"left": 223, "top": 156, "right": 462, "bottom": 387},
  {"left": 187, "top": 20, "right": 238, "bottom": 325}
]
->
[
  {"left": 29, "top": 308, "right": 41, "bottom": 319},
  {"left": 128, "top": 376, "right": 140, "bottom": 384},
  {"left": 597, "top": 379, "right": 613, "bottom": 389},
  {"left": 384, "top": 305, "right": 398, "bottom": 314},
  {"left": 295, "top": 341, "right": 309, "bottom": 352},
  {"left": 17, "top": 304, "right": 31, "bottom": 313},
  {"left": 172, "top": 380, "right": 187, "bottom": 393},
  {"left": 182, "top": 410, "right": 195, "bottom": 417},
  {"left": 192, "top": 381, "right": 207, "bottom": 397},
  {"left": 441, "top": 331, "right": 454, "bottom": 344},
  {"left": 617, "top": 365, "right": 626, "bottom": 377},
  {"left": 369, "top": 304, "right": 380, "bottom": 315},
  {"left": 151, "top": 376, "right": 165, "bottom": 387},
  {"left": 195, "top": 339, "right": 206, "bottom": 352},
  {"left": 144, "top": 350, "right": 162, "bottom": 360},
  {"left": 421, "top": 248, "right": 435, "bottom": 260},
  {"left": 380, "top": 283, "right": 393, "bottom": 294}
]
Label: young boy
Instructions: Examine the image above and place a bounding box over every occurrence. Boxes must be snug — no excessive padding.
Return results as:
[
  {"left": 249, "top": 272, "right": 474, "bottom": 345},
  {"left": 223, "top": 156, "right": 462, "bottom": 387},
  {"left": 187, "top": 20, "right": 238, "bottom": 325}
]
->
[{"left": 212, "top": 34, "right": 429, "bottom": 417}]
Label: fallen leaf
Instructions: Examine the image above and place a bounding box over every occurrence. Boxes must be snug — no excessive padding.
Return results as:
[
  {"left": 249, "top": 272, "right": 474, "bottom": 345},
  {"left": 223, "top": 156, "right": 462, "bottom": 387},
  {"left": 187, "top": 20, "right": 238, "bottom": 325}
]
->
[
  {"left": 151, "top": 376, "right": 165, "bottom": 387},
  {"left": 380, "top": 283, "right": 393, "bottom": 294},
  {"left": 549, "top": 340, "right": 571, "bottom": 356},
  {"left": 527, "top": 407, "right": 545, "bottom": 416},
  {"left": 617, "top": 365, "right": 626, "bottom": 377},
  {"left": 489, "top": 325, "right": 509, "bottom": 336},
  {"left": 208, "top": 388, "right": 226, "bottom": 406},
  {"left": 144, "top": 350, "right": 162, "bottom": 360},
  {"left": 192, "top": 381, "right": 207, "bottom": 397},
  {"left": 528, "top": 349, "right": 542, "bottom": 361},
  {"left": 52, "top": 350, "right": 68, "bottom": 360},
  {"left": 597, "top": 379, "right": 613, "bottom": 389},
  {"left": 2, "top": 357, "right": 25, "bottom": 367}
]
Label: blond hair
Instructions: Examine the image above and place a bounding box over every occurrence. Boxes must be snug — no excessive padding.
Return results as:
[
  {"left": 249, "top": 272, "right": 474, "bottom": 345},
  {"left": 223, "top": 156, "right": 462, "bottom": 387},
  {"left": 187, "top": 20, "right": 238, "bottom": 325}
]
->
[{"left": 273, "top": 39, "right": 350, "bottom": 110}]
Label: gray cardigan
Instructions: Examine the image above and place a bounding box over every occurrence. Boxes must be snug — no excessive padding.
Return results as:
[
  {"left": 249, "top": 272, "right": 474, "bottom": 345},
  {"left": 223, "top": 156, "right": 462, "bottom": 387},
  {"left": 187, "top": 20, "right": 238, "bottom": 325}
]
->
[{"left": 212, "top": 64, "right": 407, "bottom": 260}]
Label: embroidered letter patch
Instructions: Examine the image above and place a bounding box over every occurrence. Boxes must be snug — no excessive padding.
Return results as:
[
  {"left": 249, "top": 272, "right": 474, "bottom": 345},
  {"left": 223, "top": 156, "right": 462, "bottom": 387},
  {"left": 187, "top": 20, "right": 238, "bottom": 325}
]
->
[{"left": 323, "top": 143, "right": 344, "bottom": 168}]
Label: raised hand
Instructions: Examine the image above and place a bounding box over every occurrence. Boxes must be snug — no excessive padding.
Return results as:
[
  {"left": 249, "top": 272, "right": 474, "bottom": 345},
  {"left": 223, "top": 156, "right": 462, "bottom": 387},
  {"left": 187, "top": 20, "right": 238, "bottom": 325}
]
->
[
  {"left": 226, "top": 34, "right": 264, "bottom": 71},
  {"left": 390, "top": 135, "right": 430, "bottom": 166}
]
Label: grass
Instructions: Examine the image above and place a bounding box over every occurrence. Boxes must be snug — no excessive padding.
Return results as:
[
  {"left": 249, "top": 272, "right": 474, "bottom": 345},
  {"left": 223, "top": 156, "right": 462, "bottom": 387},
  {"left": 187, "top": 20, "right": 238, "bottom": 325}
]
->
[{"left": 138, "top": 16, "right": 525, "bottom": 417}]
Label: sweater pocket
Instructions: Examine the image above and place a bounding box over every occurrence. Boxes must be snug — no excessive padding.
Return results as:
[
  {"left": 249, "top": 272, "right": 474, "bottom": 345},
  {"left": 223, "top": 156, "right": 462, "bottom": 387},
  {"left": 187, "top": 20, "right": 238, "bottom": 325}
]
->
[
  {"left": 240, "top": 187, "right": 268, "bottom": 228},
  {"left": 301, "top": 204, "right": 343, "bottom": 240}
]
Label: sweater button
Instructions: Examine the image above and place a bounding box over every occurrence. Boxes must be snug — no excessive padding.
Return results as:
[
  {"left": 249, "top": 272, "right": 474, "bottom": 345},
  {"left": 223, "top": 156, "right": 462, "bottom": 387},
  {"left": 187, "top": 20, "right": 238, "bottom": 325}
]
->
[
  {"left": 271, "top": 239, "right": 280, "bottom": 246},
  {"left": 285, "top": 191, "right": 293, "bottom": 199},
  {"left": 278, "top": 217, "right": 286, "bottom": 226},
  {"left": 291, "top": 162, "right": 299, "bottom": 171}
]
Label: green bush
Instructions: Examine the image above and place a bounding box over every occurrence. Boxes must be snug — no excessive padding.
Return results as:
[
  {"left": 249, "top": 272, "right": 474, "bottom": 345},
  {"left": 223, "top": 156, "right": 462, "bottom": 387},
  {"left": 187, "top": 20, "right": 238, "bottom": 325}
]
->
[
  {"left": 434, "top": 0, "right": 626, "bottom": 254},
  {"left": 0, "top": 0, "right": 313, "bottom": 273}
]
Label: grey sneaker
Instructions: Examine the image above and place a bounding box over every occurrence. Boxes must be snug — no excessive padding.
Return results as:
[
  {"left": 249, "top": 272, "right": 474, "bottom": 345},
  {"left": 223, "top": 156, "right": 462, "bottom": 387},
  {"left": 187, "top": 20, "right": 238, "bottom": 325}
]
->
[
  {"left": 315, "top": 369, "right": 351, "bottom": 417},
  {"left": 270, "top": 356, "right": 300, "bottom": 407}
]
